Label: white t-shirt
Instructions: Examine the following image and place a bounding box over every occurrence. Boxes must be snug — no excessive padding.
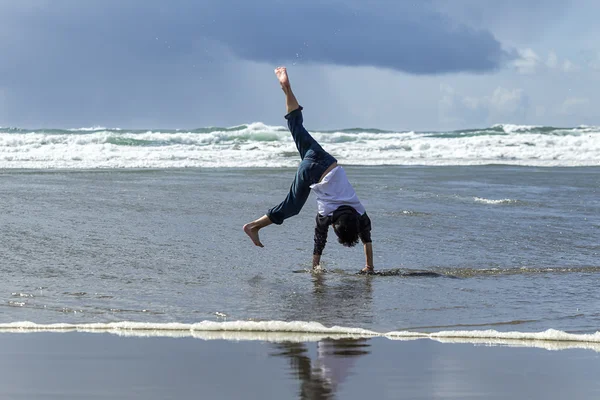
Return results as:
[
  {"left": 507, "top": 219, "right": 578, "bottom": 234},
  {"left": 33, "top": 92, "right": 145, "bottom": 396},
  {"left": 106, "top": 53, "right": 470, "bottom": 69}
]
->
[{"left": 309, "top": 166, "right": 366, "bottom": 217}]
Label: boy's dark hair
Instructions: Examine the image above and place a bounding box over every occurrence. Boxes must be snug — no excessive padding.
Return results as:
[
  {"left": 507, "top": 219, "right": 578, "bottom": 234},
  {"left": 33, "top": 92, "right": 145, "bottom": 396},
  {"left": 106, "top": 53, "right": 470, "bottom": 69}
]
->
[{"left": 332, "top": 208, "right": 360, "bottom": 247}]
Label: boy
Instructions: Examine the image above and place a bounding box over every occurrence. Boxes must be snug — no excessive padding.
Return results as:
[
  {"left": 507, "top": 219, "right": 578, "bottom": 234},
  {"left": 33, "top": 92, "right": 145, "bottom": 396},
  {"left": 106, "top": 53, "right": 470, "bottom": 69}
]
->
[{"left": 243, "top": 67, "right": 374, "bottom": 273}]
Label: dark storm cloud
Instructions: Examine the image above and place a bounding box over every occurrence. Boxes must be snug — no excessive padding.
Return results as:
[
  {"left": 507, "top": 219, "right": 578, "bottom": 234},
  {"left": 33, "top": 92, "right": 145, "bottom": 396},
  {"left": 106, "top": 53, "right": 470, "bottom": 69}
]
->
[
  {"left": 0, "top": 0, "right": 511, "bottom": 76},
  {"left": 0, "top": 0, "right": 514, "bottom": 127},
  {"left": 201, "top": 0, "right": 512, "bottom": 74}
]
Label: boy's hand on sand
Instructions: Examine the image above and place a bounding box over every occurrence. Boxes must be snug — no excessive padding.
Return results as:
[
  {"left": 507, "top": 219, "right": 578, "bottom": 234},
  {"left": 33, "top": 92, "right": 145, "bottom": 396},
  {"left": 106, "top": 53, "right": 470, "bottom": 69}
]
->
[{"left": 274, "top": 67, "right": 290, "bottom": 89}]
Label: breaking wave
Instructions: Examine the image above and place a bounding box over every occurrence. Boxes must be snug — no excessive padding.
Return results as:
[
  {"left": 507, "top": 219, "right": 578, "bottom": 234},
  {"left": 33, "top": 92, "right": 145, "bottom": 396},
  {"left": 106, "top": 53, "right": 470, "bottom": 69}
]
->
[
  {"left": 1, "top": 320, "right": 599, "bottom": 352},
  {"left": 473, "top": 197, "right": 521, "bottom": 205},
  {"left": 0, "top": 124, "right": 598, "bottom": 168}
]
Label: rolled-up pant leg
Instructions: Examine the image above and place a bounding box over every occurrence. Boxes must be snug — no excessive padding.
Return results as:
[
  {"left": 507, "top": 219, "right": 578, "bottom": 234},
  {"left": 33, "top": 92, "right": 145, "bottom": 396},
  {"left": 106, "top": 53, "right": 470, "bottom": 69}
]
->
[
  {"left": 286, "top": 106, "right": 328, "bottom": 160},
  {"left": 267, "top": 160, "right": 312, "bottom": 224}
]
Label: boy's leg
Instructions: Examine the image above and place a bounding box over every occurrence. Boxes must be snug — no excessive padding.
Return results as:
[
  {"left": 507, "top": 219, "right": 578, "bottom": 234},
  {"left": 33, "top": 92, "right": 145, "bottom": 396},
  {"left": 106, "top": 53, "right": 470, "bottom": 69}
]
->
[
  {"left": 242, "top": 165, "right": 311, "bottom": 246},
  {"left": 275, "top": 67, "right": 299, "bottom": 114},
  {"left": 266, "top": 164, "right": 312, "bottom": 224},
  {"left": 275, "top": 67, "right": 322, "bottom": 160},
  {"left": 242, "top": 67, "right": 328, "bottom": 248}
]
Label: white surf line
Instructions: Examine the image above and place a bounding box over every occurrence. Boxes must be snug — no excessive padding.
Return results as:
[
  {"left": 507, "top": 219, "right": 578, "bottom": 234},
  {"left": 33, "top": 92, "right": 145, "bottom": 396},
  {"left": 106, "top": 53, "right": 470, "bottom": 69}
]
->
[
  {"left": 0, "top": 321, "right": 379, "bottom": 337},
  {"left": 385, "top": 328, "right": 600, "bottom": 343},
  {"left": 0, "top": 321, "right": 378, "bottom": 343},
  {"left": 1, "top": 322, "right": 599, "bottom": 351},
  {"left": 473, "top": 197, "right": 518, "bottom": 205},
  {"left": 384, "top": 329, "right": 600, "bottom": 352}
]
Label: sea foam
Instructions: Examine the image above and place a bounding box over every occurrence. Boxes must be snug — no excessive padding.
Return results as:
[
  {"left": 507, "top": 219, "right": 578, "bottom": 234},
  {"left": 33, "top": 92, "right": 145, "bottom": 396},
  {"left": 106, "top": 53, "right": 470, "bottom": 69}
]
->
[
  {"left": 473, "top": 197, "right": 519, "bottom": 205},
  {"left": 0, "top": 124, "right": 598, "bottom": 168},
  {"left": 1, "top": 321, "right": 599, "bottom": 351}
]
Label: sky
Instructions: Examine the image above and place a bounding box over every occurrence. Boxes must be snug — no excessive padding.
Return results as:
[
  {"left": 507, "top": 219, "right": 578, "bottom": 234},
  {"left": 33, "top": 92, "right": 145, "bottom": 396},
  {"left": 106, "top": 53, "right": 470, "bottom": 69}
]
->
[{"left": 0, "top": 0, "right": 598, "bottom": 131}]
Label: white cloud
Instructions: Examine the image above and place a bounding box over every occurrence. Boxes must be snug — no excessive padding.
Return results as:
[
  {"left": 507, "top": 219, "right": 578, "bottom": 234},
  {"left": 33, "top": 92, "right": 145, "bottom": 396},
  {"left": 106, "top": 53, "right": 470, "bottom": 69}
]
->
[
  {"left": 489, "top": 87, "right": 526, "bottom": 115},
  {"left": 487, "top": 87, "right": 529, "bottom": 124},
  {"left": 439, "top": 85, "right": 529, "bottom": 127},
  {"left": 513, "top": 48, "right": 540, "bottom": 74},
  {"left": 590, "top": 52, "right": 600, "bottom": 70},
  {"left": 515, "top": 48, "right": 580, "bottom": 74},
  {"left": 438, "top": 84, "right": 486, "bottom": 126},
  {"left": 546, "top": 51, "right": 558, "bottom": 68},
  {"left": 546, "top": 50, "right": 579, "bottom": 73},
  {"left": 555, "top": 96, "right": 596, "bottom": 124},
  {"left": 561, "top": 59, "right": 579, "bottom": 72}
]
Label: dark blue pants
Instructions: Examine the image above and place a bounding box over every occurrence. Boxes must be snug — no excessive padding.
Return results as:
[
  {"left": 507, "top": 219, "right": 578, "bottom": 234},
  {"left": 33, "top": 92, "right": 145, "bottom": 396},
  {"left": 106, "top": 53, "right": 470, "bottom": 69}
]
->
[{"left": 267, "top": 107, "right": 337, "bottom": 225}]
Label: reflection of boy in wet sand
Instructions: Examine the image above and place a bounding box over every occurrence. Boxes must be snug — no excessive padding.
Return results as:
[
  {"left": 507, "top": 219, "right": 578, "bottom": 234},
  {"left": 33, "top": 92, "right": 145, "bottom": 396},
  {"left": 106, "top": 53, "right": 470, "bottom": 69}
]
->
[
  {"left": 273, "top": 339, "right": 369, "bottom": 399},
  {"left": 243, "top": 67, "right": 374, "bottom": 273}
]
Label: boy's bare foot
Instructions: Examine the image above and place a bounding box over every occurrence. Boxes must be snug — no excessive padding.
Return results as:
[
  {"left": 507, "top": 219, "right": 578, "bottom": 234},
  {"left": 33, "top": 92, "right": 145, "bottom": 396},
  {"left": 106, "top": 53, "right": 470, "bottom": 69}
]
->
[
  {"left": 274, "top": 66, "right": 291, "bottom": 89},
  {"left": 243, "top": 223, "right": 264, "bottom": 247}
]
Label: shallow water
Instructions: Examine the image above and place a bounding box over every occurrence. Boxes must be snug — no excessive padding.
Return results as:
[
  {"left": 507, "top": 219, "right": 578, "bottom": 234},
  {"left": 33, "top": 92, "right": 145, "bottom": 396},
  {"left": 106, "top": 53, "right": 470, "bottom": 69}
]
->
[{"left": 0, "top": 166, "right": 598, "bottom": 335}]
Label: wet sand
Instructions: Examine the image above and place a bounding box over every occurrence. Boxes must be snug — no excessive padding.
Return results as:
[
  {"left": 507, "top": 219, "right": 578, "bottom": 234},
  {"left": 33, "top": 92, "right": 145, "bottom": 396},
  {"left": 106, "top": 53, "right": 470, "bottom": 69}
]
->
[{"left": 0, "top": 332, "right": 598, "bottom": 399}]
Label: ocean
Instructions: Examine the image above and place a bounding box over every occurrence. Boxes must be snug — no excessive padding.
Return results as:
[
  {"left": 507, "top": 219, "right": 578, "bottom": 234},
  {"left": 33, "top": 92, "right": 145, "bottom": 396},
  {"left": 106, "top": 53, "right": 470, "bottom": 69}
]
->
[
  {"left": 0, "top": 124, "right": 598, "bottom": 169},
  {"left": 0, "top": 123, "right": 599, "bottom": 346}
]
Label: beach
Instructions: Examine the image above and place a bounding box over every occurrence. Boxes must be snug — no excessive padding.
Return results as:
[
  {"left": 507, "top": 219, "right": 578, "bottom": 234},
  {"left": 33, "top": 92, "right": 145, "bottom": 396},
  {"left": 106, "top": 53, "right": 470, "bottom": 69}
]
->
[
  {"left": 2, "top": 0, "right": 600, "bottom": 397},
  {"left": 0, "top": 124, "right": 599, "bottom": 399}
]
